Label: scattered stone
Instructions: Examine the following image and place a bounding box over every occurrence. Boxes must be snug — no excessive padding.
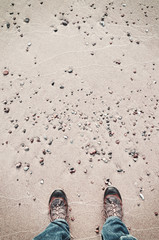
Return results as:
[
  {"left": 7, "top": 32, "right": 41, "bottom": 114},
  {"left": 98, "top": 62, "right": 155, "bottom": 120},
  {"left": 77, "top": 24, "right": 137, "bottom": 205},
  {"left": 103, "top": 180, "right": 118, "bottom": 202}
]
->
[
  {"left": 70, "top": 167, "right": 76, "bottom": 174},
  {"left": 139, "top": 193, "right": 145, "bottom": 201},
  {"left": 117, "top": 168, "right": 123, "bottom": 173},
  {"left": 24, "top": 166, "right": 29, "bottom": 171},
  {"left": 40, "top": 179, "right": 44, "bottom": 184},
  {"left": 53, "top": 27, "right": 58, "bottom": 32},
  {"left": 101, "top": 158, "right": 108, "bottom": 163},
  {"left": 24, "top": 146, "right": 29, "bottom": 151},
  {"left": 114, "top": 60, "right": 121, "bottom": 65},
  {"left": 6, "top": 22, "right": 10, "bottom": 29},
  {"left": 68, "top": 67, "right": 73, "bottom": 73},
  {"left": 3, "top": 100, "right": 8, "bottom": 105},
  {"left": 154, "top": 212, "right": 158, "bottom": 216},
  {"left": 105, "top": 179, "right": 112, "bottom": 186},
  {"left": 89, "top": 148, "right": 97, "bottom": 155},
  {"left": 71, "top": 216, "right": 75, "bottom": 221},
  {"left": 42, "top": 149, "right": 46, "bottom": 155},
  {"left": 48, "top": 138, "right": 53, "bottom": 145},
  {"left": 16, "top": 162, "right": 22, "bottom": 168},
  {"left": 95, "top": 226, "right": 99, "bottom": 234},
  {"left": 100, "top": 21, "right": 105, "bottom": 27},
  {"left": 14, "top": 124, "right": 19, "bottom": 129},
  {"left": 3, "top": 70, "right": 9, "bottom": 76},
  {"left": 61, "top": 20, "right": 69, "bottom": 26},
  {"left": 4, "top": 107, "right": 10, "bottom": 113},
  {"left": 25, "top": 117, "right": 29, "bottom": 121},
  {"left": 39, "top": 158, "right": 44, "bottom": 165},
  {"left": 24, "top": 18, "right": 30, "bottom": 23}
]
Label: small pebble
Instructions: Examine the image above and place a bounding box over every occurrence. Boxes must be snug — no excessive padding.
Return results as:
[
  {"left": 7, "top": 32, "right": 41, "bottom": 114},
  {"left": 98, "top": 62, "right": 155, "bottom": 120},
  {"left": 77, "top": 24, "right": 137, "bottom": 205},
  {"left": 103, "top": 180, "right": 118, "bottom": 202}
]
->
[
  {"left": 71, "top": 216, "right": 75, "bottom": 221},
  {"left": 6, "top": 22, "right": 10, "bottom": 28},
  {"left": 95, "top": 226, "right": 99, "bottom": 234},
  {"left": 154, "top": 212, "right": 158, "bottom": 216},
  {"left": 4, "top": 107, "right": 10, "bottom": 113},
  {"left": 24, "top": 18, "right": 30, "bottom": 23},
  {"left": 16, "top": 162, "right": 22, "bottom": 168},
  {"left": 3, "top": 70, "right": 9, "bottom": 76},
  {"left": 24, "top": 166, "right": 29, "bottom": 171},
  {"left": 61, "top": 20, "right": 69, "bottom": 26},
  {"left": 40, "top": 179, "right": 44, "bottom": 184},
  {"left": 14, "top": 124, "right": 19, "bottom": 129},
  {"left": 117, "top": 168, "right": 123, "bottom": 173},
  {"left": 115, "top": 140, "right": 120, "bottom": 144},
  {"left": 39, "top": 158, "right": 44, "bottom": 165},
  {"left": 70, "top": 167, "right": 76, "bottom": 174},
  {"left": 100, "top": 21, "right": 105, "bottom": 27},
  {"left": 68, "top": 67, "right": 73, "bottom": 73},
  {"left": 24, "top": 146, "right": 29, "bottom": 151},
  {"left": 139, "top": 193, "right": 145, "bottom": 201},
  {"left": 48, "top": 138, "right": 53, "bottom": 145}
]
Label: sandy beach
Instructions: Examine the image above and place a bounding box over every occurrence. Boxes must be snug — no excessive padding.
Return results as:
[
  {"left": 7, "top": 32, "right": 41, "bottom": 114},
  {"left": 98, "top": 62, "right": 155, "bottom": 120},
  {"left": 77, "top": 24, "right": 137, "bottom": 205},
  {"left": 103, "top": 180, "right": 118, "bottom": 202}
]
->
[{"left": 0, "top": 0, "right": 159, "bottom": 239}]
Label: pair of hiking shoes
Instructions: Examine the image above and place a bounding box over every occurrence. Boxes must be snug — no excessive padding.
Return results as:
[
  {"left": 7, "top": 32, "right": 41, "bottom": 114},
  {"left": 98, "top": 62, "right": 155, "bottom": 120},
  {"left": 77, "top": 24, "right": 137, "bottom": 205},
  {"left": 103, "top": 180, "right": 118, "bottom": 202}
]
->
[{"left": 49, "top": 187, "right": 123, "bottom": 221}]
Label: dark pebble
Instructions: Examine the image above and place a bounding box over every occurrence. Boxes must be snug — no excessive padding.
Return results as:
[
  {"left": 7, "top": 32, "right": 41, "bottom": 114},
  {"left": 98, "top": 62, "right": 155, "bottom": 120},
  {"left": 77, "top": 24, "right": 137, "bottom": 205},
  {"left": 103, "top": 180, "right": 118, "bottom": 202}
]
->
[
  {"left": 4, "top": 107, "right": 10, "bottom": 113},
  {"left": 24, "top": 18, "right": 30, "bottom": 23},
  {"left": 16, "top": 162, "right": 22, "bottom": 168},
  {"left": 70, "top": 167, "right": 76, "bottom": 174},
  {"left": 3, "top": 70, "right": 9, "bottom": 76}
]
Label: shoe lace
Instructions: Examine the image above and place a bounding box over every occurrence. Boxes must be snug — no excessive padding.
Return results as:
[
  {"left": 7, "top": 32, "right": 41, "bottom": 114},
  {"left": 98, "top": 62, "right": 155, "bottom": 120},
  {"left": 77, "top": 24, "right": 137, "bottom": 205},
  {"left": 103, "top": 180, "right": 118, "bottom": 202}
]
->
[
  {"left": 50, "top": 199, "right": 67, "bottom": 220},
  {"left": 105, "top": 196, "right": 122, "bottom": 219}
]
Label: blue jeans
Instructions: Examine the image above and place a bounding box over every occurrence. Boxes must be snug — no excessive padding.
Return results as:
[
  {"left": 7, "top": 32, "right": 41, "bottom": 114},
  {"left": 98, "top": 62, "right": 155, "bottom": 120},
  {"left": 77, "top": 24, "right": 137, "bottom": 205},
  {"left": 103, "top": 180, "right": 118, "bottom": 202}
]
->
[{"left": 33, "top": 217, "right": 137, "bottom": 240}]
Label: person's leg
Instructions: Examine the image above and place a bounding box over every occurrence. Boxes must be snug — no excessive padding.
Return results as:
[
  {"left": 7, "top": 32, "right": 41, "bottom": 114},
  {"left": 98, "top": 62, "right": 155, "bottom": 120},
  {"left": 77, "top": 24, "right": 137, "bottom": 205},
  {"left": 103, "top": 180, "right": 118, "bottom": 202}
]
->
[
  {"left": 101, "top": 187, "right": 137, "bottom": 240},
  {"left": 102, "top": 216, "right": 136, "bottom": 240},
  {"left": 33, "top": 190, "right": 70, "bottom": 240},
  {"left": 33, "top": 219, "right": 70, "bottom": 240}
]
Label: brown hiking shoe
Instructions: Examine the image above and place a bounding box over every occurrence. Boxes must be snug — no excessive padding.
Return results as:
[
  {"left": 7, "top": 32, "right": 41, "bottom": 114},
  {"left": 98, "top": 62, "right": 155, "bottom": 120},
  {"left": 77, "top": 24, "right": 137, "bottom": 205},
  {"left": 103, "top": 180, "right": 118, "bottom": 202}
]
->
[
  {"left": 104, "top": 186, "right": 123, "bottom": 220},
  {"left": 49, "top": 189, "right": 68, "bottom": 221}
]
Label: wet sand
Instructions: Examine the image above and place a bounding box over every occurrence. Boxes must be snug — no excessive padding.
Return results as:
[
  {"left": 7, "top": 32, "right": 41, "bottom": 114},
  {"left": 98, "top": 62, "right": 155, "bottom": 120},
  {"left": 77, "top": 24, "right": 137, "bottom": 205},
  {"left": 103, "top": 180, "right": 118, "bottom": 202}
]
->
[{"left": 0, "top": 0, "right": 159, "bottom": 239}]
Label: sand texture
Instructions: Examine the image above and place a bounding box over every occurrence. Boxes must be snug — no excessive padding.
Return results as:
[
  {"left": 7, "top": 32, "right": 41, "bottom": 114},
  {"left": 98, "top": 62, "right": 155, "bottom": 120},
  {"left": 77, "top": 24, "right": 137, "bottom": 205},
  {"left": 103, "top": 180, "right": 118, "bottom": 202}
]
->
[{"left": 0, "top": 0, "right": 159, "bottom": 239}]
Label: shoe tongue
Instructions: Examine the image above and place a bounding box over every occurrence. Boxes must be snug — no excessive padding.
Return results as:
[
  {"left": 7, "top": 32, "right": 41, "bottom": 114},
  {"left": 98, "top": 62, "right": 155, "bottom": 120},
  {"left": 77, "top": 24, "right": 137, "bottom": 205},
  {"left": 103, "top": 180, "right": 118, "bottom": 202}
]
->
[
  {"left": 52, "top": 198, "right": 63, "bottom": 206},
  {"left": 109, "top": 195, "right": 121, "bottom": 203}
]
